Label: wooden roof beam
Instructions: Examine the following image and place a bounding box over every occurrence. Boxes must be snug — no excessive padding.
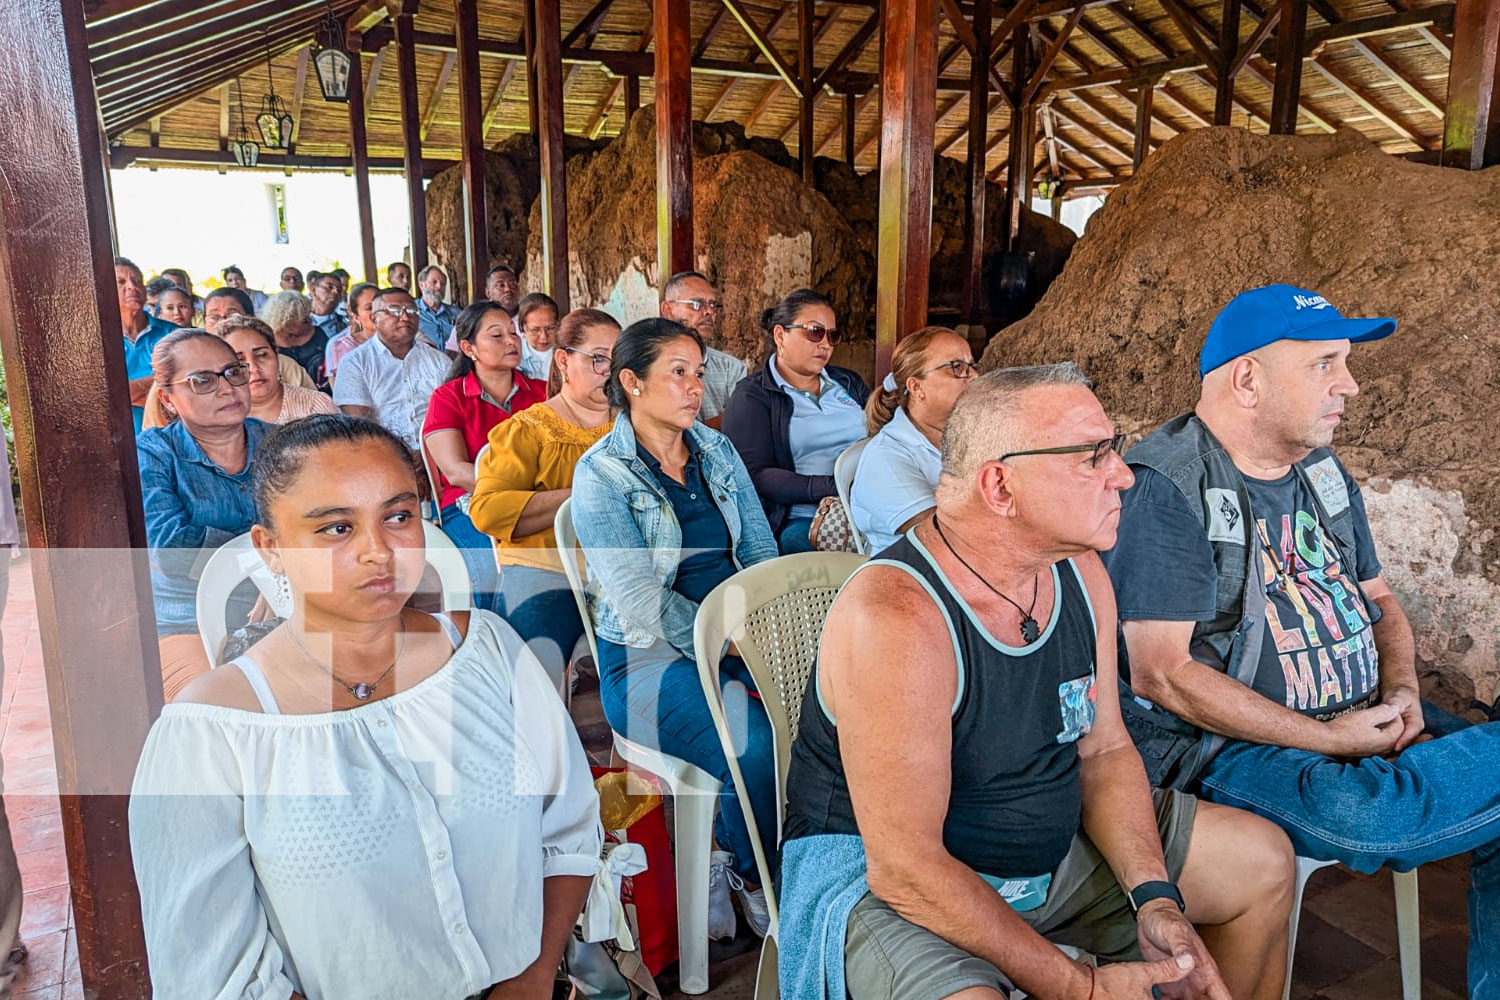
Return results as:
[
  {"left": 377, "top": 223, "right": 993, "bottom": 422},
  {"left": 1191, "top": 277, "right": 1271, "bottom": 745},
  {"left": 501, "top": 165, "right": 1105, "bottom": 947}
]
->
[
  {"left": 818, "top": 87, "right": 877, "bottom": 155},
  {"left": 1156, "top": 0, "right": 1222, "bottom": 67},
  {"left": 1024, "top": 8, "right": 1085, "bottom": 103},
  {"left": 93, "top": 0, "right": 332, "bottom": 70},
  {"left": 103, "top": 33, "right": 311, "bottom": 132},
  {"left": 482, "top": 61, "right": 520, "bottom": 138},
  {"left": 1305, "top": 56, "right": 1428, "bottom": 144},
  {"left": 345, "top": 0, "right": 390, "bottom": 34},
  {"left": 1344, "top": 37, "right": 1445, "bottom": 116},
  {"left": 720, "top": 0, "right": 804, "bottom": 98},
  {"left": 812, "top": 9, "right": 878, "bottom": 92},
  {"left": 938, "top": 0, "right": 1010, "bottom": 92},
  {"left": 584, "top": 14, "right": 652, "bottom": 137},
  {"left": 288, "top": 45, "right": 311, "bottom": 153},
  {"left": 419, "top": 52, "right": 456, "bottom": 140},
  {"left": 563, "top": 0, "right": 616, "bottom": 50},
  {"left": 1040, "top": 106, "right": 1125, "bottom": 166}
]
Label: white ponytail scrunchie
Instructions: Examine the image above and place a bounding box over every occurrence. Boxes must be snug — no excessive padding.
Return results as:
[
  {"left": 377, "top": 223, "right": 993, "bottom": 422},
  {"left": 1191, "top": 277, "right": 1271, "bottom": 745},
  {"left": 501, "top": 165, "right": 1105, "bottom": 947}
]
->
[{"left": 882, "top": 372, "right": 899, "bottom": 393}]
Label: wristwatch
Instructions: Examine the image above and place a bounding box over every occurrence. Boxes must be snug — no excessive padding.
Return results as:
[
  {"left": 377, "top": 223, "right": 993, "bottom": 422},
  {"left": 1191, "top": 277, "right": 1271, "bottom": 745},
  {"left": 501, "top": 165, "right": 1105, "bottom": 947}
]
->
[{"left": 1127, "top": 880, "right": 1185, "bottom": 914}]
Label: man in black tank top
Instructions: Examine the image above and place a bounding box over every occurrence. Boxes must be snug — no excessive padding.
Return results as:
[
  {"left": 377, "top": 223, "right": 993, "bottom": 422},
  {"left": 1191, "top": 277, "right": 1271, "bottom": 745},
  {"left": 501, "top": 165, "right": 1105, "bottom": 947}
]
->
[{"left": 778, "top": 365, "right": 1295, "bottom": 1000}]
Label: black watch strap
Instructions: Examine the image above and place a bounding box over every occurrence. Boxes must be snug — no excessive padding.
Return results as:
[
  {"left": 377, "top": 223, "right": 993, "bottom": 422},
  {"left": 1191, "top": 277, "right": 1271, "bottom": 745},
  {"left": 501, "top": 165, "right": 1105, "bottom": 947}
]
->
[{"left": 1127, "top": 880, "right": 1185, "bottom": 914}]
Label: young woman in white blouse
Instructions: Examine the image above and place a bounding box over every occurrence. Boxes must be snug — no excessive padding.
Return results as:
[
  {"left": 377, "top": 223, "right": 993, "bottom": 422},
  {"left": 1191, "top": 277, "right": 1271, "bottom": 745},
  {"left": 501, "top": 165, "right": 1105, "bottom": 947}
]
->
[{"left": 129, "top": 414, "right": 601, "bottom": 1000}]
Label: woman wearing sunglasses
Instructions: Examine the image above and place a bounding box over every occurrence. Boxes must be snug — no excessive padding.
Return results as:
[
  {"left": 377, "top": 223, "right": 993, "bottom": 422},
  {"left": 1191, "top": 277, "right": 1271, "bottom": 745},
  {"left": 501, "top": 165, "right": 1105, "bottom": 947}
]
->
[
  {"left": 850, "top": 326, "right": 978, "bottom": 553},
  {"left": 469, "top": 308, "right": 620, "bottom": 690},
  {"left": 723, "top": 288, "right": 870, "bottom": 554},
  {"left": 136, "top": 329, "right": 274, "bottom": 700}
]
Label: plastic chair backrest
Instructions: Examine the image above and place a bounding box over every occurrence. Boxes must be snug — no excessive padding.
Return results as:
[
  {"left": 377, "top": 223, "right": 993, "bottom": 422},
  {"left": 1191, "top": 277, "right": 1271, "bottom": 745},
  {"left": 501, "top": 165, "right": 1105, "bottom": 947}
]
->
[
  {"left": 195, "top": 523, "right": 474, "bottom": 665},
  {"left": 833, "top": 438, "right": 871, "bottom": 555},
  {"left": 419, "top": 437, "right": 446, "bottom": 526},
  {"left": 692, "top": 551, "right": 867, "bottom": 928},
  {"left": 553, "top": 498, "right": 600, "bottom": 666}
]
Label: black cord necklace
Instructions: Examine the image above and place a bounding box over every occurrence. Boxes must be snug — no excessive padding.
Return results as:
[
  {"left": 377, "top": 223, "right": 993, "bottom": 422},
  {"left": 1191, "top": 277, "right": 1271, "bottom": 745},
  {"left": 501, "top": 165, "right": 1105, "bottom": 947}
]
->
[{"left": 931, "top": 515, "right": 1042, "bottom": 643}]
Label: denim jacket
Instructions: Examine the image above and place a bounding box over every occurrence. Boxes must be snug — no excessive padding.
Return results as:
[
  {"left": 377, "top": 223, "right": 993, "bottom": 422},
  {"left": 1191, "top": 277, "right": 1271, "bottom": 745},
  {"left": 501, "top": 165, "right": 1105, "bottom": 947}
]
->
[{"left": 571, "top": 413, "right": 778, "bottom": 653}]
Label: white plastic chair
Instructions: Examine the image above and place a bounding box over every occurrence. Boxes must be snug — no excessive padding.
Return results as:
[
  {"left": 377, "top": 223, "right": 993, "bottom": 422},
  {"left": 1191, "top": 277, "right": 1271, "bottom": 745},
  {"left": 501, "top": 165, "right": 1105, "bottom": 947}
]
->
[
  {"left": 1287, "top": 857, "right": 1420, "bottom": 1000},
  {"left": 554, "top": 498, "right": 722, "bottom": 995},
  {"left": 195, "top": 523, "right": 473, "bottom": 665},
  {"left": 833, "top": 438, "right": 871, "bottom": 555},
  {"left": 693, "top": 551, "right": 869, "bottom": 999},
  {"left": 419, "top": 437, "right": 446, "bottom": 525}
]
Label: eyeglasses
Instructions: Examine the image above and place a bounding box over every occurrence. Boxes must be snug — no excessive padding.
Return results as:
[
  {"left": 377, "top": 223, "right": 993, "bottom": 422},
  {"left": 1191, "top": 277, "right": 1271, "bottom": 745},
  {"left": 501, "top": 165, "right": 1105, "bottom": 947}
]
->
[
  {"left": 562, "top": 346, "right": 612, "bottom": 374},
  {"left": 171, "top": 363, "right": 251, "bottom": 394},
  {"left": 667, "top": 298, "right": 723, "bottom": 313},
  {"left": 785, "top": 323, "right": 841, "bottom": 345},
  {"left": 378, "top": 305, "right": 421, "bottom": 319},
  {"left": 921, "top": 359, "right": 979, "bottom": 379},
  {"left": 998, "top": 433, "right": 1128, "bottom": 470},
  {"left": 525, "top": 322, "right": 562, "bottom": 336}
]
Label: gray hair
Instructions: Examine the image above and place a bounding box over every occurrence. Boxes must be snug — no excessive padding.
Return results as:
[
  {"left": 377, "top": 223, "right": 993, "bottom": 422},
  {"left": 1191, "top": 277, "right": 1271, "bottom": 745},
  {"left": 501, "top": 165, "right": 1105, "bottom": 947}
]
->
[
  {"left": 662, "top": 270, "right": 713, "bottom": 301},
  {"left": 259, "top": 289, "right": 311, "bottom": 333},
  {"left": 940, "top": 362, "right": 1093, "bottom": 479}
]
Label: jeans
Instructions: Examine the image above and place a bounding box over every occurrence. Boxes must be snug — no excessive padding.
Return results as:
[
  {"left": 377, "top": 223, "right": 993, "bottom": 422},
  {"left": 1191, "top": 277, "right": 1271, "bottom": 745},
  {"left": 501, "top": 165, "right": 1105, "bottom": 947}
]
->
[
  {"left": 496, "top": 565, "right": 583, "bottom": 692},
  {"left": 1194, "top": 702, "right": 1500, "bottom": 998},
  {"left": 778, "top": 517, "right": 816, "bottom": 555},
  {"left": 597, "top": 637, "right": 776, "bottom": 882},
  {"left": 439, "top": 505, "right": 501, "bottom": 614}
]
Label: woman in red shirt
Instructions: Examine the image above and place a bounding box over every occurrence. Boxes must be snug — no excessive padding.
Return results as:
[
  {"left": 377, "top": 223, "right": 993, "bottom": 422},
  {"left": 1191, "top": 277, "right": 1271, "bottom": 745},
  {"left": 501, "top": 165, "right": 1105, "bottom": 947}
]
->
[{"left": 422, "top": 300, "right": 547, "bottom": 611}]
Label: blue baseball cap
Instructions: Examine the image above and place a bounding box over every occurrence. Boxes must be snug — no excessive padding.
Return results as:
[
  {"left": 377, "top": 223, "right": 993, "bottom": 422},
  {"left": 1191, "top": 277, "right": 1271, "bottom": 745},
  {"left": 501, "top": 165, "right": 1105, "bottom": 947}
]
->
[{"left": 1199, "top": 284, "right": 1396, "bottom": 378}]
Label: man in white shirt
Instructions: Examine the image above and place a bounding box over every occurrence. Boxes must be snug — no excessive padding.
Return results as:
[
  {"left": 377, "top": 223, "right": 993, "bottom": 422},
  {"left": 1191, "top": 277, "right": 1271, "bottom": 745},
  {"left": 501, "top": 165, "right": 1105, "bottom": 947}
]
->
[
  {"left": 660, "top": 270, "right": 746, "bottom": 429},
  {"left": 333, "top": 288, "right": 452, "bottom": 452}
]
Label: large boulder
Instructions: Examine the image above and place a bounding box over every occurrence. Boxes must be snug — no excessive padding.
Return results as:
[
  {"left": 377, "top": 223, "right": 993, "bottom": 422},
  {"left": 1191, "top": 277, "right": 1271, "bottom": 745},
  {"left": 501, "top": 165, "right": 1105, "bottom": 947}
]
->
[
  {"left": 521, "top": 107, "right": 868, "bottom": 365},
  {"left": 980, "top": 125, "right": 1500, "bottom": 709}
]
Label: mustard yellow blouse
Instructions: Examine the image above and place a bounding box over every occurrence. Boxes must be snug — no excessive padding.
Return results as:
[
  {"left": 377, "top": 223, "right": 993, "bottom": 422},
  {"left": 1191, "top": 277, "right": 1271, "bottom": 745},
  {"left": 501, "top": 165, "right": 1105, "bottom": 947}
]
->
[{"left": 469, "top": 402, "right": 613, "bottom": 572}]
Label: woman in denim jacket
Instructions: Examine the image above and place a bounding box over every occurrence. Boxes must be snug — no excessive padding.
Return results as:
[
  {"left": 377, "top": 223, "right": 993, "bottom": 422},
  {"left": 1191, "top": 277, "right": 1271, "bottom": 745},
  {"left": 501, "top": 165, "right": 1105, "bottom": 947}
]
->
[{"left": 572, "top": 318, "right": 779, "bottom": 939}]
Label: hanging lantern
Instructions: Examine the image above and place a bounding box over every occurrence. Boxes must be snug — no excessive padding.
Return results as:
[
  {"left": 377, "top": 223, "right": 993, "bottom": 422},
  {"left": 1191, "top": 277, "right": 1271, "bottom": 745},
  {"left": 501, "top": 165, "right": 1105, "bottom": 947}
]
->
[
  {"left": 256, "top": 30, "right": 295, "bottom": 149},
  {"left": 313, "top": 2, "right": 353, "bottom": 103},
  {"left": 231, "top": 81, "right": 260, "bottom": 167}
]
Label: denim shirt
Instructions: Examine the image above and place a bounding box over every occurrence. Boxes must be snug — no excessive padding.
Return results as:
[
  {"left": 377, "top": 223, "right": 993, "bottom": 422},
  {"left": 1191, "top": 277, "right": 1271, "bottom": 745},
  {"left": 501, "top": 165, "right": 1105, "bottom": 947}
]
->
[
  {"left": 137, "top": 418, "right": 272, "bottom": 635},
  {"left": 571, "top": 413, "right": 778, "bottom": 653}
]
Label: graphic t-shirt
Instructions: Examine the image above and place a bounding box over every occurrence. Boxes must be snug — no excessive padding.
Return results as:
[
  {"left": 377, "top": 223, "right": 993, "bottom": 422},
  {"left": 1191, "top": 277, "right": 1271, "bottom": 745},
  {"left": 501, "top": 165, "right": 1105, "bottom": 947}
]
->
[{"left": 1103, "top": 463, "right": 1383, "bottom": 720}]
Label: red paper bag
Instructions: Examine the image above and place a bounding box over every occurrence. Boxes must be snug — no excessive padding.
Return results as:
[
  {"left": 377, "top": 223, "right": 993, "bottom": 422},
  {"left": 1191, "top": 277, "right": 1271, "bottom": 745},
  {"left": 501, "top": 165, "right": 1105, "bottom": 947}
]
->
[{"left": 593, "top": 765, "right": 678, "bottom": 976}]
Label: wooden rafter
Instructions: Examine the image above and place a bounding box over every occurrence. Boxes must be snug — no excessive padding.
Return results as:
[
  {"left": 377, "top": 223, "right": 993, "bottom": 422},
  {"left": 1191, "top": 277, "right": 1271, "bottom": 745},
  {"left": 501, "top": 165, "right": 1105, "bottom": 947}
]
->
[
  {"left": 1229, "top": 7, "right": 1280, "bottom": 76},
  {"left": 1305, "top": 56, "right": 1427, "bottom": 144},
  {"left": 694, "top": 6, "right": 731, "bottom": 58},
  {"left": 857, "top": 39, "right": 965, "bottom": 160},
  {"left": 1156, "top": 0, "right": 1221, "bottom": 66},
  {"left": 561, "top": 0, "right": 614, "bottom": 50},
  {"left": 420, "top": 51, "right": 455, "bottom": 141},
  {"left": 817, "top": 87, "right": 876, "bottom": 155},
  {"left": 288, "top": 45, "right": 310, "bottom": 152},
  {"left": 585, "top": 16, "right": 652, "bottom": 137},
  {"left": 1345, "top": 37, "right": 1444, "bottom": 116},
  {"left": 1024, "top": 8, "right": 1086, "bottom": 103},
  {"left": 720, "top": 0, "right": 802, "bottom": 98},
  {"left": 938, "top": 0, "right": 1010, "bottom": 92},
  {"left": 812, "top": 9, "right": 878, "bottom": 92},
  {"left": 705, "top": 5, "right": 794, "bottom": 121},
  {"left": 482, "top": 60, "right": 519, "bottom": 138}
]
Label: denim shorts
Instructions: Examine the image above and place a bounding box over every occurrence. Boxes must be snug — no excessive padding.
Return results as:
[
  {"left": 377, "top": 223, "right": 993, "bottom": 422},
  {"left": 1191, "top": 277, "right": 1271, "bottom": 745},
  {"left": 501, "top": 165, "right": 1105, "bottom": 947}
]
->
[{"left": 843, "top": 789, "right": 1198, "bottom": 1000}]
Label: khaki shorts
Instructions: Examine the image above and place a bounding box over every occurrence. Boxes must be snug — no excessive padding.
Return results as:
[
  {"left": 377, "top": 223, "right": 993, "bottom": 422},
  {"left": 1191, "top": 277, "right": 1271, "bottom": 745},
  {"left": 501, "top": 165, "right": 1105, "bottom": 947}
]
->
[{"left": 844, "top": 789, "right": 1198, "bottom": 1000}]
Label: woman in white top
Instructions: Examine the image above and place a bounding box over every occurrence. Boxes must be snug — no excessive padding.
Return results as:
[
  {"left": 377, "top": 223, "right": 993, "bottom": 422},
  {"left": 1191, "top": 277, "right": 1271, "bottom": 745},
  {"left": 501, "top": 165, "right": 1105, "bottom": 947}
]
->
[
  {"left": 849, "top": 326, "right": 977, "bottom": 552},
  {"left": 129, "top": 414, "right": 601, "bottom": 1000}
]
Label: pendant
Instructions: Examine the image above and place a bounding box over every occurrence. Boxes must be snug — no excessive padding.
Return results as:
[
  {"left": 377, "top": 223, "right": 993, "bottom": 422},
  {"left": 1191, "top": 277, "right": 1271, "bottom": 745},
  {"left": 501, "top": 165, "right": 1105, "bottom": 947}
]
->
[
  {"left": 1020, "top": 616, "right": 1040, "bottom": 644},
  {"left": 352, "top": 683, "right": 374, "bottom": 701}
]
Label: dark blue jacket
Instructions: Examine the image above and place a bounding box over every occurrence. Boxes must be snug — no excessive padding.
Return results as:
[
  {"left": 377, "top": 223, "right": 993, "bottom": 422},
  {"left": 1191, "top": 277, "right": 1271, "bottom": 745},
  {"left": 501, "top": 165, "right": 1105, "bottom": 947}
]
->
[{"left": 722, "top": 359, "right": 870, "bottom": 535}]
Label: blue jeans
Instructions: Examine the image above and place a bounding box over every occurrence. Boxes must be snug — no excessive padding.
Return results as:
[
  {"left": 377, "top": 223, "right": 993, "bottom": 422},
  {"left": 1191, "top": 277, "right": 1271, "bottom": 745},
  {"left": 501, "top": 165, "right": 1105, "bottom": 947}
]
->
[
  {"left": 497, "top": 565, "right": 583, "bottom": 692},
  {"left": 597, "top": 637, "right": 776, "bottom": 883},
  {"left": 439, "top": 505, "right": 501, "bottom": 614},
  {"left": 1195, "top": 702, "right": 1500, "bottom": 997},
  {"left": 778, "top": 517, "right": 815, "bottom": 555}
]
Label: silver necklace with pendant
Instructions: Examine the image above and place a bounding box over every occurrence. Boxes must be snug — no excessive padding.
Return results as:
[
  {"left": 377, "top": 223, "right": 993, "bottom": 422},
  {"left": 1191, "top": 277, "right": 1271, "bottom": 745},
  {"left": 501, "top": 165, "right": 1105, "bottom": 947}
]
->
[
  {"left": 932, "top": 515, "right": 1042, "bottom": 643},
  {"left": 286, "top": 614, "right": 408, "bottom": 702}
]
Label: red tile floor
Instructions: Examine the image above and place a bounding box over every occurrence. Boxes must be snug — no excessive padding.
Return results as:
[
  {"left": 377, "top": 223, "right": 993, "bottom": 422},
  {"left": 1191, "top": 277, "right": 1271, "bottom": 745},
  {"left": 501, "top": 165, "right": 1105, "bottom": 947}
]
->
[
  {"left": 0, "top": 550, "right": 1477, "bottom": 999},
  {"left": 1, "top": 554, "right": 80, "bottom": 1000}
]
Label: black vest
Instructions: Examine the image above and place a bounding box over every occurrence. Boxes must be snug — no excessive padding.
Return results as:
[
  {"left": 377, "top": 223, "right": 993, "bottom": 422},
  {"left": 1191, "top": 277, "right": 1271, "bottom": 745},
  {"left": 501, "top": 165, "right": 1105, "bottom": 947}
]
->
[{"left": 783, "top": 533, "right": 1100, "bottom": 881}]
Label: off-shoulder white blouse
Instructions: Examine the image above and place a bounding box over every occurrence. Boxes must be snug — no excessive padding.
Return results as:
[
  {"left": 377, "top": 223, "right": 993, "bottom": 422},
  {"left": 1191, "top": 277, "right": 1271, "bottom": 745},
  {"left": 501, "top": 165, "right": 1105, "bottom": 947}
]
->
[{"left": 129, "top": 610, "right": 603, "bottom": 1000}]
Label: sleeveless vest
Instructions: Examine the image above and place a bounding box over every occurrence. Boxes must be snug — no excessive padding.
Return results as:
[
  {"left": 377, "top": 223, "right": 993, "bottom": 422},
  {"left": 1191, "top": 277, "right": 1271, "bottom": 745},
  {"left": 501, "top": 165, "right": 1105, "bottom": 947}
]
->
[{"left": 1120, "top": 413, "right": 1375, "bottom": 787}]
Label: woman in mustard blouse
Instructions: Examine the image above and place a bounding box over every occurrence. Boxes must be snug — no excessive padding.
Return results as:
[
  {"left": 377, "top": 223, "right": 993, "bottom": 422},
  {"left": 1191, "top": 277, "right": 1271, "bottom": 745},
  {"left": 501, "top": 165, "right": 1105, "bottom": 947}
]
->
[{"left": 469, "top": 308, "right": 620, "bottom": 688}]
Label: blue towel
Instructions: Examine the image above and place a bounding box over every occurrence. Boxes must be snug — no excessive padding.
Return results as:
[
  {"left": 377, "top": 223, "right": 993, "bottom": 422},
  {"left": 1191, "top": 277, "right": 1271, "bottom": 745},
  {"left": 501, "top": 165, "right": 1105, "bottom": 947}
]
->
[{"left": 778, "top": 834, "right": 870, "bottom": 1000}]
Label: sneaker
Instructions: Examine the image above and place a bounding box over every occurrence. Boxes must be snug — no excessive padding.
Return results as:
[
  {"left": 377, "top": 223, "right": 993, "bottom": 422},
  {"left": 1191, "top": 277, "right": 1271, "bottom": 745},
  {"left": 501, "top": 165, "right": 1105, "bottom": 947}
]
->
[
  {"left": 732, "top": 880, "right": 772, "bottom": 938},
  {"left": 707, "top": 850, "right": 737, "bottom": 941}
]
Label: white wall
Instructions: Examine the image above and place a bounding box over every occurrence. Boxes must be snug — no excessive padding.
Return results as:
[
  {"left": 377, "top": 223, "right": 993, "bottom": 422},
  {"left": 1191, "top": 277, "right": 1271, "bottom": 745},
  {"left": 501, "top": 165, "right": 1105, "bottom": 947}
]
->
[
  {"left": 109, "top": 168, "right": 415, "bottom": 292},
  {"left": 1030, "top": 194, "right": 1107, "bottom": 238}
]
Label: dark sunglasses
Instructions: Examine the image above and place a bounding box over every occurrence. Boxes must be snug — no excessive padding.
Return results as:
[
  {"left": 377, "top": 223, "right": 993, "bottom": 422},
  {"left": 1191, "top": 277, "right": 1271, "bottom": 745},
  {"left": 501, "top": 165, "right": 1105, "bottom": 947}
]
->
[
  {"left": 785, "top": 322, "right": 841, "bottom": 345},
  {"left": 172, "top": 363, "right": 251, "bottom": 394},
  {"left": 998, "top": 433, "right": 1128, "bottom": 470}
]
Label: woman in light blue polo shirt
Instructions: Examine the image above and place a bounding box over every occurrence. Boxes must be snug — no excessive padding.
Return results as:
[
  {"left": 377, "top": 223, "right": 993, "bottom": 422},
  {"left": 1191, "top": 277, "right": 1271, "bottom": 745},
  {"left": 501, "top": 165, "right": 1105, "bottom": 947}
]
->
[
  {"left": 722, "top": 289, "right": 870, "bottom": 554},
  {"left": 850, "top": 326, "right": 977, "bottom": 552}
]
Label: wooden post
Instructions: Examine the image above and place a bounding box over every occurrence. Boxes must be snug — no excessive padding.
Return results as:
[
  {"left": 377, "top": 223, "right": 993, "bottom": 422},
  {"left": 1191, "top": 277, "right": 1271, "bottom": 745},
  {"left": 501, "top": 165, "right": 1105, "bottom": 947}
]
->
[
  {"left": 1005, "top": 25, "right": 1034, "bottom": 252},
  {"left": 524, "top": 0, "right": 540, "bottom": 138},
  {"left": 655, "top": 0, "right": 694, "bottom": 280},
  {"left": 0, "top": 0, "right": 157, "bottom": 994},
  {"left": 960, "top": 0, "right": 991, "bottom": 328},
  {"left": 1270, "top": 0, "right": 1308, "bottom": 134},
  {"left": 626, "top": 75, "right": 640, "bottom": 119},
  {"left": 455, "top": 0, "right": 489, "bottom": 301},
  {"left": 348, "top": 36, "right": 378, "bottom": 282},
  {"left": 799, "top": 0, "right": 816, "bottom": 182},
  {"left": 533, "top": 0, "right": 570, "bottom": 310},
  {"left": 1441, "top": 0, "right": 1500, "bottom": 168},
  {"left": 396, "top": 10, "right": 429, "bottom": 271},
  {"left": 1134, "top": 80, "right": 1154, "bottom": 168},
  {"left": 874, "top": 0, "right": 937, "bottom": 379},
  {"left": 844, "top": 91, "right": 857, "bottom": 167},
  {"left": 1215, "top": 0, "right": 1242, "bottom": 124}
]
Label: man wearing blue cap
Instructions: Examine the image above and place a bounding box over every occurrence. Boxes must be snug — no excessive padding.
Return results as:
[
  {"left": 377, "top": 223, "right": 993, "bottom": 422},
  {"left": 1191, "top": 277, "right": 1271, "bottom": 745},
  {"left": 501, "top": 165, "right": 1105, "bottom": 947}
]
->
[{"left": 1102, "top": 283, "right": 1500, "bottom": 996}]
